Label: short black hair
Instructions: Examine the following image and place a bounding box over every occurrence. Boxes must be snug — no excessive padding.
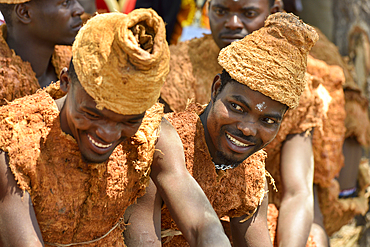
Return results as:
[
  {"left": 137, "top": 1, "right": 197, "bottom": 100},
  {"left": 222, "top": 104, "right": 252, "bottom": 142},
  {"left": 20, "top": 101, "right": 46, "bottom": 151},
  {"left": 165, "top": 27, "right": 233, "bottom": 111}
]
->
[
  {"left": 0, "top": 4, "right": 15, "bottom": 27},
  {"left": 213, "top": 69, "right": 233, "bottom": 102},
  {"left": 219, "top": 69, "right": 233, "bottom": 93},
  {"left": 68, "top": 59, "right": 79, "bottom": 85}
]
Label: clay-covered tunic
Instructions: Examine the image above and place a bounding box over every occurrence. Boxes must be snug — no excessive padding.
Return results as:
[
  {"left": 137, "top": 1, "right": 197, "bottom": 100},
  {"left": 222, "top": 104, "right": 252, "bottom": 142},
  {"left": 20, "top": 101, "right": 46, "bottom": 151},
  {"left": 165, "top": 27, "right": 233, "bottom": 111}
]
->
[
  {"left": 0, "top": 91, "right": 163, "bottom": 246},
  {"left": 309, "top": 27, "right": 370, "bottom": 147},
  {"left": 161, "top": 35, "right": 221, "bottom": 112},
  {"left": 0, "top": 24, "right": 72, "bottom": 105},
  {"left": 161, "top": 104, "right": 267, "bottom": 246}
]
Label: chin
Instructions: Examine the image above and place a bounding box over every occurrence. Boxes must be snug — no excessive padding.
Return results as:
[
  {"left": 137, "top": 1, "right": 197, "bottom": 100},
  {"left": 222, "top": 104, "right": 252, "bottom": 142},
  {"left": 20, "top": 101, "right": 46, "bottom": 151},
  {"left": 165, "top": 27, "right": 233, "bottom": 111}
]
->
[{"left": 81, "top": 152, "right": 111, "bottom": 164}]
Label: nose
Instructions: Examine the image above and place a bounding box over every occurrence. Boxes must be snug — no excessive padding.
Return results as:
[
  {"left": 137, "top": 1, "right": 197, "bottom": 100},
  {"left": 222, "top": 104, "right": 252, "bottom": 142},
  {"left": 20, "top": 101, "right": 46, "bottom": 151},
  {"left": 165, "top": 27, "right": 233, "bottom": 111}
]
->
[
  {"left": 224, "top": 14, "right": 244, "bottom": 30},
  {"left": 95, "top": 122, "right": 122, "bottom": 144},
  {"left": 73, "top": 0, "right": 85, "bottom": 17},
  {"left": 237, "top": 120, "right": 257, "bottom": 137}
]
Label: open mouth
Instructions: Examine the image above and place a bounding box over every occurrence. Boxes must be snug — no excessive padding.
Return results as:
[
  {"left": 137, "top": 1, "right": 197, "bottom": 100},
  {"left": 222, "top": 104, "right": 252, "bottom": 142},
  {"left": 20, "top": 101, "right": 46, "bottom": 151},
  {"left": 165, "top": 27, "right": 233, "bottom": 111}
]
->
[
  {"left": 88, "top": 134, "right": 113, "bottom": 148},
  {"left": 226, "top": 133, "right": 250, "bottom": 147}
]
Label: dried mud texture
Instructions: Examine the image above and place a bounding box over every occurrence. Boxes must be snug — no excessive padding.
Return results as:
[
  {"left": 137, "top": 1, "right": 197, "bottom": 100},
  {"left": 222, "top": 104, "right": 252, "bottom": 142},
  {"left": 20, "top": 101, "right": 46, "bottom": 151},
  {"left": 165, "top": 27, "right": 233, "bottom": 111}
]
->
[
  {"left": 320, "top": 160, "right": 370, "bottom": 236},
  {"left": 161, "top": 104, "right": 267, "bottom": 246},
  {"left": 318, "top": 179, "right": 369, "bottom": 236},
  {"left": 309, "top": 27, "right": 357, "bottom": 89},
  {"left": 51, "top": 45, "right": 72, "bottom": 78},
  {"left": 345, "top": 89, "right": 370, "bottom": 146},
  {"left": 267, "top": 204, "right": 317, "bottom": 247},
  {"left": 73, "top": 10, "right": 169, "bottom": 115},
  {"left": 0, "top": 25, "right": 70, "bottom": 105},
  {"left": 0, "top": 91, "right": 163, "bottom": 246},
  {"left": 309, "top": 27, "right": 370, "bottom": 146},
  {"left": 43, "top": 81, "right": 66, "bottom": 100},
  {"left": 161, "top": 34, "right": 221, "bottom": 112},
  {"left": 308, "top": 56, "right": 346, "bottom": 188},
  {"left": 218, "top": 13, "right": 318, "bottom": 109},
  {"left": 266, "top": 72, "right": 324, "bottom": 206}
]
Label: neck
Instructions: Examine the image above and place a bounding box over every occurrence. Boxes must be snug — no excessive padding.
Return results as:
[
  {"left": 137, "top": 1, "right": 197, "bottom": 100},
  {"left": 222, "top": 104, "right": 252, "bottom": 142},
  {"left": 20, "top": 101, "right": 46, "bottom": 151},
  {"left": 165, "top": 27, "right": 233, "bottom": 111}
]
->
[
  {"left": 6, "top": 27, "right": 56, "bottom": 86},
  {"left": 199, "top": 103, "right": 216, "bottom": 161}
]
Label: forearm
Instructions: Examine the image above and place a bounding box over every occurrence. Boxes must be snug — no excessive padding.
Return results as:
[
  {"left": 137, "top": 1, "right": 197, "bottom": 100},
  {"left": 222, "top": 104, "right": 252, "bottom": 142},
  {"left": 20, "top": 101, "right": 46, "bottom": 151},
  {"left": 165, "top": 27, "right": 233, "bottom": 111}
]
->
[
  {"left": 195, "top": 220, "right": 232, "bottom": 247},
  {"left": 277, "top": 193, "right": 313, "bottom": 247}
]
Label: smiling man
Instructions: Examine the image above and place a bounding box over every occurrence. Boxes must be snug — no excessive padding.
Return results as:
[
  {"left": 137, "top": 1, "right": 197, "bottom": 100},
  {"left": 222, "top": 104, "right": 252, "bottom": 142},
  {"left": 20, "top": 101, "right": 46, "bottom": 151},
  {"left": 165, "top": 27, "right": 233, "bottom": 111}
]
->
[
  {"left": 0, "top": 0, "right": 84, "bottom": 105},
  {"left": 123, "top": 12, "right": 319, "bottom": 247},
  {"left": 0, "top": 9, "right": 231, "bottom": 247}
]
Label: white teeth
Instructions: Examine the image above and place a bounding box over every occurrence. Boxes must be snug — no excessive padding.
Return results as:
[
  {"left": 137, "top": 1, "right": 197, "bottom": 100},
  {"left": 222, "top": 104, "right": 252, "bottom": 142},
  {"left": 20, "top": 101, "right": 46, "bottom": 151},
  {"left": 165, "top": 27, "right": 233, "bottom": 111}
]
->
[
  {"left": 88, "top": 135, "right": 112, "bottom": 148},
  {"left": 226, "top": 133, "right": 249, "bottom": 147}
]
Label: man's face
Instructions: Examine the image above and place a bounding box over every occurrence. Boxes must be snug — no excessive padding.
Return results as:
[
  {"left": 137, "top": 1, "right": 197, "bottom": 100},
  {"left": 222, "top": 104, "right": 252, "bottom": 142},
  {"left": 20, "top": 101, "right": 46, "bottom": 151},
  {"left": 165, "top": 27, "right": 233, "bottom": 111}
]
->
[
  {"left": 204, "top": 77, "right": 287, "bottom": 166},
  {"left": 29, "top": 0, "right": 84, "bottom": 45},
  {"left": 209, "top": 0, "right": 277, "bottom": 49},
  {"left": 60, "top": 79, "right": 145, "bottom": 164}
]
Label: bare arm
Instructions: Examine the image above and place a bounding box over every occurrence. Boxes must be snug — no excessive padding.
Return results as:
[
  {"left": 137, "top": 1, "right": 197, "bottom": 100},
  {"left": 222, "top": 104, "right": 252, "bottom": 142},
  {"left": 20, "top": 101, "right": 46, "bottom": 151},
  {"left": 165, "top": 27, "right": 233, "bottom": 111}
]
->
[
  {"left": 230, "top": 181, "right": 273, "bottom": 247},
  {"left": 277, "top": 132, "right": 314, "bottom": 247},
  {"left": 0, "top": 151, "right": 44, "bottom": 247},
  {"left": 123, "top": 179, "right": 162, "bottom": 247},
  {"left": 150, "top": 118, "right": 231, "bottom": 247}
]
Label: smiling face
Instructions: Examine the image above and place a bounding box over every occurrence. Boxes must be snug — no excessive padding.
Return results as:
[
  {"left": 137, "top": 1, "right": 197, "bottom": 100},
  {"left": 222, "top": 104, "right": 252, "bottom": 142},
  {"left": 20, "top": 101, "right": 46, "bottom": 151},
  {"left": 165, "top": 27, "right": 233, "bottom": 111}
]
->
[
  {"left": 59, "top": 70, "right": 145, "bottom": 164},
  {"left": 201, "top": 73, "right": 287, "bottom": 166},
  {"left": 208, "top": 0, "right": 278, "bottom": 49},
  {"left": 28, "top": 0, "right": 84, "bottom": 45}
]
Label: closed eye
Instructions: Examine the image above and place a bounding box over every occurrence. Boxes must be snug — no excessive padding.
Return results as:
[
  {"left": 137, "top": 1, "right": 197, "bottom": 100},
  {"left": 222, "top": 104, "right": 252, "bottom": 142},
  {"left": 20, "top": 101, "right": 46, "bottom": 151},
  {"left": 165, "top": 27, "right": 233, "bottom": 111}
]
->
[
  {"left": 126, "top": 120, "right": 142, "bottom": 125},
  {"left": 84, "top": 111, "right": 100, "bottom": 119}
]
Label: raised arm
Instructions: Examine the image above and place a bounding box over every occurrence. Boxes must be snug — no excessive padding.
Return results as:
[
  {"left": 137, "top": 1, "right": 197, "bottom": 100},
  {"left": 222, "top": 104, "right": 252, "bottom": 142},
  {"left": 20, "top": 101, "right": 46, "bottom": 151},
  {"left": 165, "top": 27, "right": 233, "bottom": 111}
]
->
[
  {"left": 277, "top": 131, "right": 314, "bottom": 247},
  {"left": 0, "top": 151, "right": 44, "bottom": 247},
  {"left": 230, "top": 181, "right": 273, "bottom": 247},
  {"left": 150, "top": 118, "right": 231, "bottom": 247}
]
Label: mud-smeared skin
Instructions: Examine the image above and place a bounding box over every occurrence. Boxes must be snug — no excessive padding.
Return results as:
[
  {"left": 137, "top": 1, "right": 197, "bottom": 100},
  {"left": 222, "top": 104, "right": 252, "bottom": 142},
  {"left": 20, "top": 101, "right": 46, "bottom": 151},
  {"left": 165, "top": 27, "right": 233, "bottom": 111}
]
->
[{"left": 0, "top": 91, "right": 163, "bottom": 246}]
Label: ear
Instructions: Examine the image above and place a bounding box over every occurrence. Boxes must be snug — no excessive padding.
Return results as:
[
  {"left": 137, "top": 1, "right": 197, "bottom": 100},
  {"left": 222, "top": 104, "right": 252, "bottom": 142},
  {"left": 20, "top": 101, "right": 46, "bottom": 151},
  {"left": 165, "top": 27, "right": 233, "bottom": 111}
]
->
[
  {"left": 271, "top": 0, "right": 284, "bottom": 13},
  {"left": 14, "top": 3, "right": 32, "bottom": 24},
  {"left": 60, "top": 67, "right": 71, "bottom": 93},
  {"left": 211, "top": 74, "right": 222, "bottom": 101}
]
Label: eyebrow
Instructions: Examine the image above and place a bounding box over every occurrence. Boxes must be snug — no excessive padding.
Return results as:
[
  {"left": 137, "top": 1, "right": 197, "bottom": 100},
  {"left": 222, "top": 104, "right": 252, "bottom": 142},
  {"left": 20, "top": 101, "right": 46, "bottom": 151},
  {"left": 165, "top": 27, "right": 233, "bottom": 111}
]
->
[
  {"left": 212, "top": 4, "right": 260, "bottom": 11},
  {"left": 231, "top": 95, "right": 284, "bottom": 121},
  {"left": 84, "top": 106, "right": 145, "bottom": 121},
  {"left": 83, "top": 106, "right": 104, "bottom": 116}
]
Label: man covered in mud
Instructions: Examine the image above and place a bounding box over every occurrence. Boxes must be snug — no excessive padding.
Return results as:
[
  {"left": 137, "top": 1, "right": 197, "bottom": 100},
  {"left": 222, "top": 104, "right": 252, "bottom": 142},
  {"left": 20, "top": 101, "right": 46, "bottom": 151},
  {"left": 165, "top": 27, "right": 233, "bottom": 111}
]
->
[
  {"left": 123, "top": 12, "right": 319, "bottom": 247},
  {"left": 0, "top": 9, "right": 231, "bottom": 247},
  {"left": 0, "top": 0, "right": 84, "bottom": 105},
  {"left": 159, "top": 0, "right": 349, "bottom": 246}
]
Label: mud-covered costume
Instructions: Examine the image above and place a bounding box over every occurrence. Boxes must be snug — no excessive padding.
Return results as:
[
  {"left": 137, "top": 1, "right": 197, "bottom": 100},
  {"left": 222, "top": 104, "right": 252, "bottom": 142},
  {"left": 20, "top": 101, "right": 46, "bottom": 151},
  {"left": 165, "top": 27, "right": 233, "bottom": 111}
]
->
[
  {"left": 161, "top": 104, "right": 267, "bottom": 246},
  {"left": 0, "top": 24, "right": 72, "bottom": 105},
  {"left": 0, "top": 91, "right": 163, "bottom": 246},
  {"left": 307, "top": 28, "right": 370, "bottom": 235}
]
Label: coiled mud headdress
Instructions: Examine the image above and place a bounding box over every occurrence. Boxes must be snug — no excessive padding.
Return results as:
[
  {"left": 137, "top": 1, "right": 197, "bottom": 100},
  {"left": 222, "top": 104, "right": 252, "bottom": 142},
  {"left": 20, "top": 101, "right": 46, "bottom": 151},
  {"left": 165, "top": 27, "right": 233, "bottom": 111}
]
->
[
  {"left": 218, "top": 12, "right": 318, "bottom": 109},
  {"left": 72, "top": 9, "right": 170, "bottom": 115}
]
